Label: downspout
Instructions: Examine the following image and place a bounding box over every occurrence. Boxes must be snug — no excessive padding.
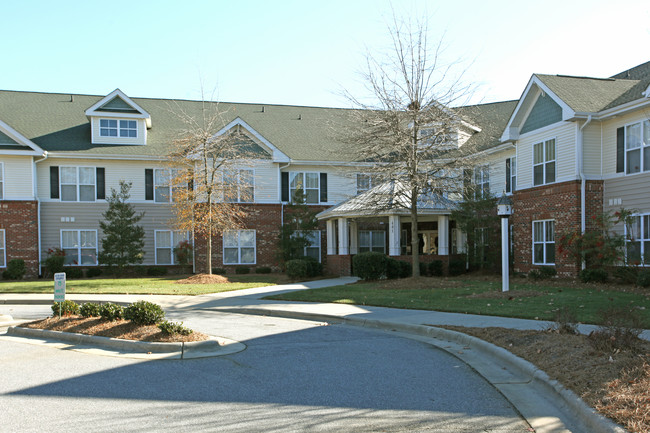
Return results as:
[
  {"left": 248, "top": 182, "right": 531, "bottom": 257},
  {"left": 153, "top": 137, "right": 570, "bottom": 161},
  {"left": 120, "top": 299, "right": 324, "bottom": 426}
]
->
[
  {"left": 578, "top": 116, "right": 593, "bottom": 270},
  {"left": 34, "top": 151, "right": 49, "bottom": 276},
  {"left": 279, "top": 162, "right": 292, "bottom": 226}
]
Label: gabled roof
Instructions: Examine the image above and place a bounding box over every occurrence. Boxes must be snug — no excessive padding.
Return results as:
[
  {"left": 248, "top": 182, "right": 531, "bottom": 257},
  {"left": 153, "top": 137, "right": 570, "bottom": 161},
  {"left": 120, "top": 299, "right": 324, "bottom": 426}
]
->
[
  {"left": 84, "top": 88, "right": 152, "bottom": 128},
  {"left": 0, "top": 118, "right": 45, "bottom": 156}
]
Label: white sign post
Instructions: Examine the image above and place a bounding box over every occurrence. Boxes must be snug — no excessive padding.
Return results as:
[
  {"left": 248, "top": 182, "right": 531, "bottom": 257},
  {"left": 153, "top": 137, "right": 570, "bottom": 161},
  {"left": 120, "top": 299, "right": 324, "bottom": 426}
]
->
[{"left": 54, "top": 272, "right": 66, "bottom": 318}]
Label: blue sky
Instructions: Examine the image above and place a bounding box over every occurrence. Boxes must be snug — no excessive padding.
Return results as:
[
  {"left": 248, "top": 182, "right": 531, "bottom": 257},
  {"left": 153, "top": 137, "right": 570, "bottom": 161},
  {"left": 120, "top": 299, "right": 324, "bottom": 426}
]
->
[{"left": 3, "top": 0, "right": 650, "bottom": 107}]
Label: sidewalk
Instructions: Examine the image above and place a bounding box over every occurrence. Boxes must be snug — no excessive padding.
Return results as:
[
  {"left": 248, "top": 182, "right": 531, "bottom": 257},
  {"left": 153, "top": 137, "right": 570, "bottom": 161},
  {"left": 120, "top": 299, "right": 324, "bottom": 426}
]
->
[{"left": 0, "top": 277, "right": 636, "bottom": 433}]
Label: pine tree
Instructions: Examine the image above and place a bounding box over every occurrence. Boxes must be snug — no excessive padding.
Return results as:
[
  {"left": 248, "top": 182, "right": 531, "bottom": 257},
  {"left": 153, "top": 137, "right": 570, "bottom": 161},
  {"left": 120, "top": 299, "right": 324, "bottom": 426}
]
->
[
  {"left": 99, "top": 181, "right": 145, "bottom": 274},
  {"left": 278, "top": 189, "right": 319, "bottom": 264}
]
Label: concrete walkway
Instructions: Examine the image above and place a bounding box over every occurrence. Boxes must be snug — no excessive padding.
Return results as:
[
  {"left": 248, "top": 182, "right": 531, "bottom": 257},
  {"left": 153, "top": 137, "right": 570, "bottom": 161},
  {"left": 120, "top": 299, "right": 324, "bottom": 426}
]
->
[{"left": 0, "top": 276, "right": 638, "bottom": 433}]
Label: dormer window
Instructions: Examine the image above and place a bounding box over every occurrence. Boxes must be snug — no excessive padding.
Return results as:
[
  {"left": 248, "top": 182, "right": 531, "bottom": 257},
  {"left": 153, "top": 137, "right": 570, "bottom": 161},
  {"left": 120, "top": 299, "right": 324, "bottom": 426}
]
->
[{"left": 100, "top": 119, "right": 137, "bottom": 138}]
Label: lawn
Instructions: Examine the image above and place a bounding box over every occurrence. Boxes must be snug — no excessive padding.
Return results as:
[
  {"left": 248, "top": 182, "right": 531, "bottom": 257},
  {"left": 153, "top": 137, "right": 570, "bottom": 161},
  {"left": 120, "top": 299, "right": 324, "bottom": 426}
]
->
[
  {"left": 0, "top": 274, "right": 288, "bottom": 296},
  {"left": 266, "top": 276, "right": 650, "bottom": 325}
]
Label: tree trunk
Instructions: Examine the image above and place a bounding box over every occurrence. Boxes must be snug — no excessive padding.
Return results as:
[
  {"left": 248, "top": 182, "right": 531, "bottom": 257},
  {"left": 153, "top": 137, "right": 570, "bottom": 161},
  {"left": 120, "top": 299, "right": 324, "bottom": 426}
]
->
[{"left": 410, "top": 187, "right": 420, "bottom": 277}]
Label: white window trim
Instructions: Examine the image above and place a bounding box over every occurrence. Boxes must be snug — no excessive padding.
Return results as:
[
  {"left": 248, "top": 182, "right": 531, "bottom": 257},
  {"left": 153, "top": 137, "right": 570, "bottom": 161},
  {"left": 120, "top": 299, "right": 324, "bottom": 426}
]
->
[
  {"left": 0, "top": 162, "right": 4, "bottom": 200},
  {"left": 60, "top": 166, "right": 96, "bottom": 202},
  {"left": 100, "top": 118, "right": 138, "bottom": 138},
  {"left": 0, "top": 229, "right": 5, "bottom": 268},
  {"left": 532, "top": 219, "right": 555, "bottom": 265},
  {"left": 60, "top": 229, "right": 98, "bottom": 266},
  {"left": 290, "top": 171, "right": 320, "bottom": 204},
  {"left": 359, "top": 230, "right": 386, "bottom": 253},
  {"left": 623, "top": 120, "right": 650, "bottom": 175},
  {"left": 474, "top": 165, "right": 490, "bottom": 199},
  {"left": 119, "top": 119, "right": 137, "bottom": 138},
  {"left": 154, "top": 230, "right": 192, "bottom": 265},
  {"left": 532, "top": 138, "right": 556, "bottom": 186},
  {"left": 625, "top": 213, "right": 650, "bottom": 266},
  {"left": 505, "top": 157, "right": 516, "bottom": 194},
  {"left": 223, "top": 229, "right": 256, "bottom": 265},
  {"left": 356, "top": 173, "right": 374, "bottom": 195},
  {"left": 223, "top": 168, "right": 255, "bottom": 203}
]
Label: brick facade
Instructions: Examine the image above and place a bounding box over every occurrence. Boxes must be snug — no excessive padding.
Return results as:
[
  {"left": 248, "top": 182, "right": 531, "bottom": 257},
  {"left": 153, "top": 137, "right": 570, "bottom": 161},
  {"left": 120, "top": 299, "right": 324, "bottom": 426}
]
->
[
  {"left": 512, "top": 180, "right": 603, "bottom": 277},
  {"left": 0, "top": 201, "right": 39, "bottom": 278}
]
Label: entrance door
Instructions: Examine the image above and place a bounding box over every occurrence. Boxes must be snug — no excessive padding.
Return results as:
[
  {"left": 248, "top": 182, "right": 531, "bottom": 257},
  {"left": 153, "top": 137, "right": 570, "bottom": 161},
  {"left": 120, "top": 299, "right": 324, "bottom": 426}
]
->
[{"left": 418, "top": 231, "right": 438, "bottom": 255}]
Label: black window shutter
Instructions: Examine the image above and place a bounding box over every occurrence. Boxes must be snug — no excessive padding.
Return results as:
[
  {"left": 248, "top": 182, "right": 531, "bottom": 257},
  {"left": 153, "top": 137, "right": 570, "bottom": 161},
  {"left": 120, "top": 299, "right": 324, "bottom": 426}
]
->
[
  {"left": 281, "top": 172, "right": 289, "bottom": 202},
  {"left": 505, "top": 159, "right": 511, "bottom": 193},
  {"left": 320, "top": 173, "right": 328, "bottom": 202},
  {"left": 463, "top": 168, "right": 472, "bottom": 198},
  {"left": 145, "top": 169, "right": 154, "bottom": 200},
  {"left": 616, "top": 127, "right": 625, "bottom": 173},
  {"left": 50, "top": 166, "right": 59, "bottom": 199},
  {"left": 96, "top": 167, "right": 105, "bottom": 200}
]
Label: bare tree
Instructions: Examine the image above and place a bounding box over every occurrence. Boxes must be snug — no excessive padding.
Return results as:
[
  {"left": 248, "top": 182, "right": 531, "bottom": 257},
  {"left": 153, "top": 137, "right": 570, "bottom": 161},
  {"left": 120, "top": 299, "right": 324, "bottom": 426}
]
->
[
  {"left": 340, "top": 14, "right": 483, "bottom": 277},
  {"left": 166, "top": 98, "right": 255, "bottom": 274}
]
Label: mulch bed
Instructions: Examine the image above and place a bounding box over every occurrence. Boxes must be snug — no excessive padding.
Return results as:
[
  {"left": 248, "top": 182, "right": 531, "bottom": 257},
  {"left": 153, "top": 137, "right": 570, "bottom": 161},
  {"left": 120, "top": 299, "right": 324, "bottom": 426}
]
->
[{"left": 174, "top": 273, "right": 230, "bottom": 284}]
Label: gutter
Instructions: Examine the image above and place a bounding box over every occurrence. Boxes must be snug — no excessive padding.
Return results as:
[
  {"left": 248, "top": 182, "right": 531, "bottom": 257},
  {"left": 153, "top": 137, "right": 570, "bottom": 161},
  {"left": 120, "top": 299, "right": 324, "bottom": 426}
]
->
[
  {"left": 578, "top": 116, "right": 593, "bottom": 270},
  {"left": 34, "top": 151, "right": 49, "bottom": 276}
]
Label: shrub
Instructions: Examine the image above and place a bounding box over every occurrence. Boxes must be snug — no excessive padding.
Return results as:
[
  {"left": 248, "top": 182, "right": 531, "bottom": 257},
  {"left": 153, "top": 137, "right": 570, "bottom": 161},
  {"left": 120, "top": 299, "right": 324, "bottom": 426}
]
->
[
  {"left": 65, "top": 267, "right": 84, "bottom": 279},
  {"left": 256, "top": 266, "right": 272, "bottom": 274},
  {"left": 3, "top": 259, "right": 26, "bottom": 280},
  {"left": 124, "top": 301, "right": 166, "bottom": 325},
  {"left": 385, "top": 258, "right": 400, "bottom": 279},
  {"left": 86, "top": 267, "right": 103, "bottom": 278},
  {"left": 448, "top": 258, "right": 466, "bottom": 276},
  {"left": 147, "top": 266, "right": 168, "bottom": 276},
  {"left": 212, "top": 267, "right": 227, "bottom": 275},
  {"left": 419, "top": 262, "right": 429, "bottom": 277},
  {"left": 99, "top": 303, "right": 124, "bottom": 321},
  {"left": 548, "top": 306, "right": 579, "bottom": 335},
  {"left": 637, "top": 270, "right": 650, "bottom": 288},
  {"left": 80, "top": 302, "right": 101, "bottom": 318},
  {"left": 398, "top": 260, "right": 412, "bottom": 278},
  {"left": 44, "top": 248, "right": 66, "bottom": 276},
  {"left": 158, "top": 320, "right": 193, "bottom": 336},
  {"left": 353, "top": 252, "right": 387, "bottom": 281},
  {"left": 613, "top": 266, "right": 639, "bottom": 284},
  {"left": 235, "top": 266, "right": 250, "bottom": 274},
  {"left": 579, "top": 268, "right": 608, "bottom": 283},
  {"left": 303, "top": 256, "right": 322, "bottom": 277},
  {"left": 588, "top": 307, "right": 645, "bottom": 352},
  {"left": 51, "top": 300, "right": 80, "bottom": 316},
  {"left": 528, "top": 266, "right": 556, "bottom": 281},
  {"left": 429, "top": 260, "right": 444, "bottom": 277},
  {"left": 286, "top": 259, "right": 310, "bottom": 279}
]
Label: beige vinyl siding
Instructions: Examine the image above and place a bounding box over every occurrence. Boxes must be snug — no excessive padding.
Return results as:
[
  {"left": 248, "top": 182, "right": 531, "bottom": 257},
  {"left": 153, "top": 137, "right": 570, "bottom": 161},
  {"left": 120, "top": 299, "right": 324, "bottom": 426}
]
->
[
  {"left": 40, "top": 202, "right": 177, "bottom": 265},
  {"left": 516, "top": 122, "right": 576, "bottom": 190},
  {"left": 582, "top": 122, "right": 603, "bottom": 176},
  {"left": 247, "top": 160, "right": 277, "bottom": 203},
  {"left": 91, "top": 117, "right": 147, "bottom": 146},
  {"left": 482, "top": 150, "right": 515, "bottom": 196},
  {"left": 0, "top": 155, "right": 33, "bottom": 199},
  {"left": 602, "top": 111, "right": 650, "bottom": 175}
]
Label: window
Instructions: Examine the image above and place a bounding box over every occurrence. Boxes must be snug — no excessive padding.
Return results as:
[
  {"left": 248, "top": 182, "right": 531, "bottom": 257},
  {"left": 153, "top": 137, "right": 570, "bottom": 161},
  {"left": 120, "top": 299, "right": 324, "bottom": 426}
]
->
[
  {"left": 100, "top": 119, "right": 137, "bottom": 138},
  {"left": 533, "top": 220, "right": 555, "bottom": 265},
  {"left": 625, "top": 120, "right": 650, "bottom": 174},
  {"left": 505, "top": 157, "right": 516, "bottom": 194},
  {"left": 223, "top": 230, "right": 256, "bottom": 264},
  {"left": 224, "top": 169, "right": 254, "bottom": 202},
  {"left": 0, "top": 229, "right": 5, "bottom": 267},
  {"left": 155, "top": 231, "right": 191, "bottom": 265},
  {"left": 533, "top": 139, "right": 556, "bottom": 186},
  {"left": 359, "top": 230, "right": 386, "bottom": 253},
  {"left": 290, "top": 172, "right": 319, "bottom": 203},
  {"left": 0, "top": 162, "right": 4, "bottom": 200},
  {"left": 60, "top": 167, "right": 96, "bottom": 202},
  {"left": 61, "top": 230, "right": 97, "bottom": 266},
  {"left": 626, "top": 214, "right": 650, "bottom": 265},
  {"left": 294, "top": 230, "right": 321, "bottom": 261},
  {"left": 356, "top": 174, "right": 382, "bottom": 195},
  {"left": 474, "top": 165, "right": 489, "bottom": 199}
]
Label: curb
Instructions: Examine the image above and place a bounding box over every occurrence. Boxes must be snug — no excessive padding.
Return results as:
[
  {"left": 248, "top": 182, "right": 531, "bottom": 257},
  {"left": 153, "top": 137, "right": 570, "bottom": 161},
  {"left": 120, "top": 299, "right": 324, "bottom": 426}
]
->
[
  {"left": 0, "top": 299, "right": 132, "bottom": 306},
  {"left": 215, "top": 307, "right": 626, "bottom": 433},
  {"left": 6, "top": 326, "right": 245, "bottom": 359}
]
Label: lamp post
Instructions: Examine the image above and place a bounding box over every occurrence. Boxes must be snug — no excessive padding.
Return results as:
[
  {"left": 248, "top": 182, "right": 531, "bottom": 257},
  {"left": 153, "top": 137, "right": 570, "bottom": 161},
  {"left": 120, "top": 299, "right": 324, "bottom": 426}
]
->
[{"left": 497, "top": 194, "right": 513, "bottom": 292}]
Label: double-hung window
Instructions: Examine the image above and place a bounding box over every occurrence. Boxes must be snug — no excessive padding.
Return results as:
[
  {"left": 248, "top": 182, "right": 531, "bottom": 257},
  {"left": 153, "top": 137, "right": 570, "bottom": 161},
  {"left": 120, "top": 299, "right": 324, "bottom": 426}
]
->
[
  {"left": 532, "top": 220, "right": 555, "bottom": 265},
  {"left": 505, "top": 157, "right": 516, "bottom": 194},
  {"left": 624, "top": 120, "right": 650, "bottom": 174},
  {"left": 0, "top": 229, "right": 5, "bottom": 267},
  {"left": 154, "top": 168, "right": 186, "bottom": 203},
  {"left": 60, "top": 167, "right": 96, "bottom": 202},
  {"left": 290, "top": 172, "right": 320, "bottom": 204},
  {"left": 359, "top": 230, "right": 386, "bottom": 253},
  {"left": 533, "top": 139, "right": 556, "bottom": 186},
  {"left": 474, "top": 166, "right": 489, "bottom": 199},
  {"left": 155, "top": 230, "right": 191, "bottom": 265},
  {"left": 100, "top": 119, "right": 137, "bottom": 138},
  {"left": 356, "top": 174, "right": 382, "bottom": 195},
  {"left": 224, "top": 169, "right": 254, "bottom": 202},
  {"left": 61, "top": 230, "right": 97, "bottom": 266},
  {"left": 223, "top": 230, "right": 256, "bottom": 264},
  {"left": 626, "top": 214, "right": 650, "bottom": 265},
  {"left": 293, "top": 230, "right": 321, "bottom": 261}
]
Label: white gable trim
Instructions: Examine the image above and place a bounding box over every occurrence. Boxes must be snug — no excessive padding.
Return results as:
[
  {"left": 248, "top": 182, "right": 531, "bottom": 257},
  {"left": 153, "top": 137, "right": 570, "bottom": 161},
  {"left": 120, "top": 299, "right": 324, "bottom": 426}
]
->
[
  {"left": 501, "top": 75, "right": 575, "bottom": 142},
  {"left": 85, "top": 88, "right": 152, "bottom": 128},
  {"left": 216, "top": 118, "right": 290, "bottom": 163},
  {"left": 0, "top": 119, "right": 45, "bottom": 156}
]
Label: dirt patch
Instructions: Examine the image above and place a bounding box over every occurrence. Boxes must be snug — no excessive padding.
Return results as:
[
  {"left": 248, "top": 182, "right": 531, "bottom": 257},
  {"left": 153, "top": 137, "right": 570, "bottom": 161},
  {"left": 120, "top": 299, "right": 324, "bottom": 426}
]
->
[
  {"left": 20, "top": 316, "right": 209, "bottom": 343},
  {"left": 174, "top": 273, "right": 230, "bottom": 284},
  {"left": 438, "top": 325, "right": 650, "bottom": 433}
]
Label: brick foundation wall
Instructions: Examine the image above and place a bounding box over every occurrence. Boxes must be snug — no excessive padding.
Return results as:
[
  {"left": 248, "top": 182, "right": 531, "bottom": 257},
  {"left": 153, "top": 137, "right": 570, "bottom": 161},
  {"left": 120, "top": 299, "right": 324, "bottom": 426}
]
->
[
  {"left": 512, "top": 180, "right": 603, "bottom": 277},
  {"left": 0, "top": 201, "right": 39, "bottom": 278},
  {"left": 326, "top": 254, "right": 352, "bottom": 276}
]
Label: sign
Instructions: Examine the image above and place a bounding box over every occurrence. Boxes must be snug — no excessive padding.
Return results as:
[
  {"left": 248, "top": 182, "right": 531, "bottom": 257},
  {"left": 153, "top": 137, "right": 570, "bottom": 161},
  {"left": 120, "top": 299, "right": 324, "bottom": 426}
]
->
[{"left": 54, "top": 272, "right": 66, "bottom": 302}]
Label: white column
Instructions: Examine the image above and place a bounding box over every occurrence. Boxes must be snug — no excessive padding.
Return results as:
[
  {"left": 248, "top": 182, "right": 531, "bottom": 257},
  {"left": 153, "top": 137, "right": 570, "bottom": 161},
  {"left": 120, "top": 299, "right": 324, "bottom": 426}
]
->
[
  {"left": 338, "top": 218, "right": 349, "bottom": 255},
  {"left": 438, "top": 215, "right": 449, "bottom": 255},
  {"left": 501, "top": 217, "right": 510, "bottom": 292},
  {"left": 326, "top": 220, "right": 337, "bottom": 255},
  {"left": 388, "top": 215, "right": 401, "bottom": 256},
  {"left": 349, "top": 220, "right": 358, "bottom": 255}
]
